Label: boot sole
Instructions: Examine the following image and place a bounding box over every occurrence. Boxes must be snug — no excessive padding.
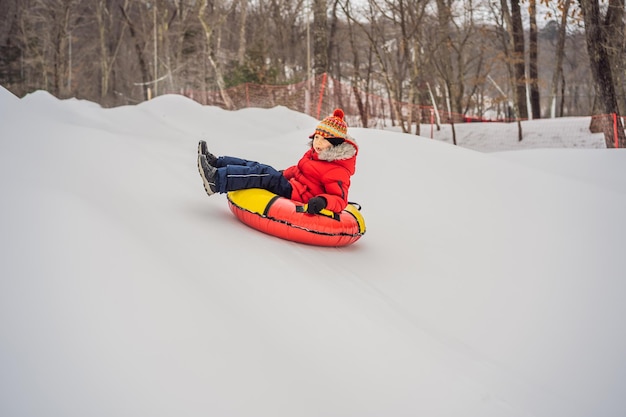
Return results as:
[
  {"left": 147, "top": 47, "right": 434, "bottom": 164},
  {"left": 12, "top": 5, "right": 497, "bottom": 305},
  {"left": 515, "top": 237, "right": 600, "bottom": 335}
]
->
[
  {"left": 198, "top": 140, "right": 207, "bottom": 157},
  {"left": 197, "top": 155, "right": 216, "bottom": 196}
]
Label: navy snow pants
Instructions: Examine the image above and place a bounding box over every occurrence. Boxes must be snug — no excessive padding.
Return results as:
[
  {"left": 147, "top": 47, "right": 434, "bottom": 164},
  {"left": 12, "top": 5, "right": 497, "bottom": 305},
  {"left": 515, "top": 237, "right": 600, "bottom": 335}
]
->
[{"left": 214, "top": 156, "right": 293, "bottom": 198}]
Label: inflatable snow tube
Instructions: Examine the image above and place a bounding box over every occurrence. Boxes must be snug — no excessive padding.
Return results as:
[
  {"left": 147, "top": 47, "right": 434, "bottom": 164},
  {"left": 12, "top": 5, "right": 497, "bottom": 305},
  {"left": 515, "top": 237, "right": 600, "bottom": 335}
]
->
[{"left": 227, "top": 188, "right": 366, "bottom": 247}]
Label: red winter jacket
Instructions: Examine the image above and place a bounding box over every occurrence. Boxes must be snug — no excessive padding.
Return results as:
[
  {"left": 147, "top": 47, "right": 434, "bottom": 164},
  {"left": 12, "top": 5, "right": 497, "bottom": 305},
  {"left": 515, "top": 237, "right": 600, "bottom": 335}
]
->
[{"left": 282, "top": 137, "right": 358, "bottom": 213}]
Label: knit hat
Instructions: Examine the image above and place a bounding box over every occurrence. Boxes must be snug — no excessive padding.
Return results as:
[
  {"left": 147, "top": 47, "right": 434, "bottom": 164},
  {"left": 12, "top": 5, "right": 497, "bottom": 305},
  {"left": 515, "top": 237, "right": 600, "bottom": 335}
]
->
[{"left": 310, "top": 108, "right": 348, "bottom": 145}]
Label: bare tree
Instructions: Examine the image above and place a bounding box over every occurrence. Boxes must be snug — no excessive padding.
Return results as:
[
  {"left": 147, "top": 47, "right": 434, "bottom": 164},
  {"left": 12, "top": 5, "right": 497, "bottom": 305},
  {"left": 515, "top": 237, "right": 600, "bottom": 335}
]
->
[
  {"left": 528, "top": 0, "right": 540, "bottom": 118},
  {"left": 21, "top": 0, "right": 80, "bottom": 97},
  {"left": 236, "top": 0, "right": 247, "bottom": 65},
  {"left": 326, "top": 0, "right": 342, "bottom": 79},
  {"left": 313, "top": 0, "right": 329, "bottom": 75},
  {"left": 579, "top": 0, "right": 626, "bottom": 147},
  {"left": 197, "top": 0, "right": 233, "bottom": 108},
  {"left": 340, "top": 0, "right": 375, "bottom": 126},
  {"left": 119, "top": 1, "right": 151, "bottom": 100},
  {"left": 434, "top": 0, "right": 456, "bottom": 120},
  {"left": 0, "top": 0, "right": 22, "bottom": 91},
  {"left": 346, "top": 1, "right": 403, "bottom": 130},
  {"left": 548, "top": 0, "right": 571, "bottom": 118},
  {"left": 509, "top": 0, "right": 528, "bottom": 120},
  {"left": 405, "top": 0, "right": 428, "bottom": 135},
  {"left": 95, "top": 0, "right": 128, "bottom": 103},
  {"left": 603, "top": 0, "right": 626, "bottom": 115},
  {"left": 350, "top": 0, "right": 429, "bottom": 133}
]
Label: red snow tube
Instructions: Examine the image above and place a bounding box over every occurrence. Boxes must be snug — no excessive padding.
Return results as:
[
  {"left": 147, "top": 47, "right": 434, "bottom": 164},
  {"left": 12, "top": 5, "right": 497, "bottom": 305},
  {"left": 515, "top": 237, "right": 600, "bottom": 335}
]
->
[{"left": 227, "top": 188, "right": 366, "bottom": 247}]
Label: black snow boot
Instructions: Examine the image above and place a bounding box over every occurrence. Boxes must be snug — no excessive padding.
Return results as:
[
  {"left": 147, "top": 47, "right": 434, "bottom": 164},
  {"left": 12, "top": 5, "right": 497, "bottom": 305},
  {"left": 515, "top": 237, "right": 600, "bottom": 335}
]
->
[
  {"left": 197, "top": 154, "right": 218, "bottom": 196},
  {"left": 198, "top": 140, "right": 218, "bottom": 166}
]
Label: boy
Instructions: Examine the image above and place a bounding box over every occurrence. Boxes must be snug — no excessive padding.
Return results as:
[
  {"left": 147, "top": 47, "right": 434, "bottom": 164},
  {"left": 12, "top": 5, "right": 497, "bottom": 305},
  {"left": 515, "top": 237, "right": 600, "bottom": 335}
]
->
[{"left": 197, "top": 108, "right": 357, "bottom": 214}]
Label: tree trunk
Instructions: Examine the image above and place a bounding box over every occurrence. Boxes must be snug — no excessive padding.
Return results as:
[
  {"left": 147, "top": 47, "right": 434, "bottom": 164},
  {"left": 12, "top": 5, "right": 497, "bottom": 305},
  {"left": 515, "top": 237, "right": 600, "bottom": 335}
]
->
[
  {"left": 579, "top": 0, "right": 626, "bottom": 147},
  {"left": 97, "top": 0, "right": 127, "bottom": 101},
  {"left": 605, "top": 0, "right": 626, "bottom": 115},
  {"left": 528, "top": 0, "right": 540, "bottom": 118},
  {"left": 197, "top": 0, "right": 233, "bottom": 109},
  {"left": 96, "top": 0, "right": 108, "bottom": 98},
  {"left": 344, "top": 4, "right": 367, "bottom": 126},
  {"left": 435, "top": 0, "right": 457, "bottom": 115},
  {"left": 237, "top": 0, "right": 247, "bottom": 65},
  {"left": 120, "top": 3, "right": 150, "bottom": 101},
  {"left": 312, "top": 0, "right": 328, "bottom": 75},
  {"left": 550, "top": 0, "right": 570, "bottom": 118},
  {"left": 327, "top": 0, "right": 340, "bottom": 77},
  {"left": 510, "top": 0, "right": 528, "bottom": 119},
  {"left": 411, "top": 37, "right": 421, "bottom": 136}
]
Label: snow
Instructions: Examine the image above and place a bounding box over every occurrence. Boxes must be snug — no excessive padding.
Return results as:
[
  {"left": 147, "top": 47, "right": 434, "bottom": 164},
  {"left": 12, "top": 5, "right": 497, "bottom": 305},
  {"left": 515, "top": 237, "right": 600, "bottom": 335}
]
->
[{"left": 1, "top": 86, "right": 626, "bottom": 417}]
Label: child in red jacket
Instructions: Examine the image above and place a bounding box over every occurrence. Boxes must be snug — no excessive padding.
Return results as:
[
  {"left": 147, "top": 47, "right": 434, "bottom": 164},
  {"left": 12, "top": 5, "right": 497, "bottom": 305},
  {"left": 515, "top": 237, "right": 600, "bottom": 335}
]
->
[{"left": 197, "top": 108, "right": 358, "bottom": 214}]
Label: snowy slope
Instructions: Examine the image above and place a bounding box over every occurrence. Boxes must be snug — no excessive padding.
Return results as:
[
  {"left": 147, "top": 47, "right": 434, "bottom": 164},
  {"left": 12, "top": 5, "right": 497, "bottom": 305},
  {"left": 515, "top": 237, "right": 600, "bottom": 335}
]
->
[{"left": 1, "top": 87, "right": 626, "bottom": 417}]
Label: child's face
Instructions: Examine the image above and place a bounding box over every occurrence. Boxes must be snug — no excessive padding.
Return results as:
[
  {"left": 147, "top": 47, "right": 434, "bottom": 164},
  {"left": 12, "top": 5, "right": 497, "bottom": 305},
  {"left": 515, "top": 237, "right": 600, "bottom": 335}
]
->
[{"left": 313, "top": 134, "right": 333, "bottom": 153}]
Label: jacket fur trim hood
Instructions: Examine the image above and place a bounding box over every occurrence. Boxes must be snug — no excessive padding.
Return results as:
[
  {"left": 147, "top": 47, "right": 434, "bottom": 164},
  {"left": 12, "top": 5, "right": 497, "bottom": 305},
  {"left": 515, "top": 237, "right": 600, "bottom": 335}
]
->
[{"left": 311, "top": 136, "right": 358, "bottom": 162}]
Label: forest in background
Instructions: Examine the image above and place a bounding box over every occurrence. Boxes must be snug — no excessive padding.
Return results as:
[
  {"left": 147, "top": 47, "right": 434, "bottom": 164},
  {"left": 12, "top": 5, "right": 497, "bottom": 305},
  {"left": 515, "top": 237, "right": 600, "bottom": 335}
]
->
[{"left": 0, "top": 0, "right": 624, "bottom": 145}]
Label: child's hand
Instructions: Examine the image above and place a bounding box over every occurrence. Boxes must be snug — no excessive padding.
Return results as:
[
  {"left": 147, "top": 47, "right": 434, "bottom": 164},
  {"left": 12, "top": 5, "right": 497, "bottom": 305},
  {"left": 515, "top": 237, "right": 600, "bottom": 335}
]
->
[{"left": 306, "top": 196, "right": 327, "bottom": 214}]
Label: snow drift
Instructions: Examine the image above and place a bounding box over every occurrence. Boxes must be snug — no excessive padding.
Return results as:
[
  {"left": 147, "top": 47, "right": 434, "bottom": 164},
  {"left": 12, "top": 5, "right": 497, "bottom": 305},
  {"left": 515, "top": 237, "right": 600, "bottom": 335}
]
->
[{"left": 1, "top": 86, "right": 626, "bottom": 417}]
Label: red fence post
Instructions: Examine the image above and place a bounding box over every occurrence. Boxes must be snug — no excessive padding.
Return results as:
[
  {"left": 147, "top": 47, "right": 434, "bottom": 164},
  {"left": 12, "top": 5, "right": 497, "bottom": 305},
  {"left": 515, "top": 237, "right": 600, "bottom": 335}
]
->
[
  {"left": 430, "top": 108, "right": 434, "bottom": 139},
  {"left": 316, "top": 73, "right": 327, "bottom": 119},
  {"left": 613, "top": 113, "right": 619, "bottom": 148}
]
